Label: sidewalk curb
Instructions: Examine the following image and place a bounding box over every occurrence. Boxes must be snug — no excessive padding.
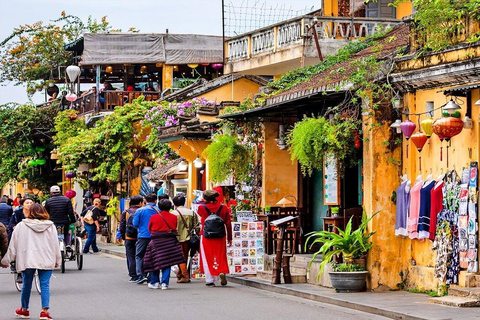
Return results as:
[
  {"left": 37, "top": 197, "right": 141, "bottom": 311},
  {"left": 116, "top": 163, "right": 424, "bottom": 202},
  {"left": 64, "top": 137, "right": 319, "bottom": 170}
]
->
[
  {"left": 226, "top": 276, "right": 427, "bottom": 320},
  {"left": 101, "top": 247, "right": 126, "bottom": 259}
]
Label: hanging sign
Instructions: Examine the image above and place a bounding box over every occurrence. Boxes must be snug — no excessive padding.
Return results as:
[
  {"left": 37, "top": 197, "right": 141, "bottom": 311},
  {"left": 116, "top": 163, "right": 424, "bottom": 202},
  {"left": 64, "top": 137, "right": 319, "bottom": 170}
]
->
[{"left": 324, "top": 154, "right": 340, "bottom": 205}]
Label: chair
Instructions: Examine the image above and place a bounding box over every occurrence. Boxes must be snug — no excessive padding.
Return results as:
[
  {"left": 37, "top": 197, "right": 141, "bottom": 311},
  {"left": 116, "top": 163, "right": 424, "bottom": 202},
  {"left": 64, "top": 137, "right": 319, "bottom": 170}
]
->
[{"left": 343, "top": 207, "right": 363, "bottom": 231}]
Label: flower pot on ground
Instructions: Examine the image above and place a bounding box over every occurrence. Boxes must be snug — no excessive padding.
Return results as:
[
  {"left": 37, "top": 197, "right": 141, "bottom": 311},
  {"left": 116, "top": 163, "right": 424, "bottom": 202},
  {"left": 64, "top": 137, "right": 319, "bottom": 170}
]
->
[{"left": 305, "top": 211, "right": 377, "bottom": 292}]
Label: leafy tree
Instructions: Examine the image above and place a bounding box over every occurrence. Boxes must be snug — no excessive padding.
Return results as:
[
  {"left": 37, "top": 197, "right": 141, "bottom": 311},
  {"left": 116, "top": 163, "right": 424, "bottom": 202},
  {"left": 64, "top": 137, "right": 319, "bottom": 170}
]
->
[
  {"left": 0, "top": 11, "right": 138, "bottom": 85},
  {"left": 0, "top": 102, "right": 60, "bottom": 189}
]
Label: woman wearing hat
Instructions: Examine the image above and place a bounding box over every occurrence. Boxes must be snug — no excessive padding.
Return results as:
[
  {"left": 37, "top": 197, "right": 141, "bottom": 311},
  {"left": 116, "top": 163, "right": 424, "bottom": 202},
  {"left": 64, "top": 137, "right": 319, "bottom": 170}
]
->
[{"left": 198, "top": 189, "right": 232, "bottom": 286}]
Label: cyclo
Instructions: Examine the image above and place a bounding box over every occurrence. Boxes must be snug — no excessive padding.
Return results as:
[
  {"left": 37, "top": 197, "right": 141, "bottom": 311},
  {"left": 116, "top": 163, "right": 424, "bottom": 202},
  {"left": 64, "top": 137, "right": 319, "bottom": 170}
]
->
[{"left": 56, "top": 220, "right": 84, "bottom": 273}]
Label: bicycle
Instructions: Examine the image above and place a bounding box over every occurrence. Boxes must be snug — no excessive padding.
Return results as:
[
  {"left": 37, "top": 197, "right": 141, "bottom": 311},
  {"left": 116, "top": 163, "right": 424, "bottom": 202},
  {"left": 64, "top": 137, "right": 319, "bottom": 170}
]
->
[{"left": 10, "top": 262, "right": 41, "bottom": 294}]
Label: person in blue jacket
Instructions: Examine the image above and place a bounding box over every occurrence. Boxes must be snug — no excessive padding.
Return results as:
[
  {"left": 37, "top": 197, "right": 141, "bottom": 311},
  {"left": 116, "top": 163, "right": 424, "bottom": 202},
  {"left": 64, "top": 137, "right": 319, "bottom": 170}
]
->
[{"left": 132, "top": 193, "right": 158, "bottom": 284}]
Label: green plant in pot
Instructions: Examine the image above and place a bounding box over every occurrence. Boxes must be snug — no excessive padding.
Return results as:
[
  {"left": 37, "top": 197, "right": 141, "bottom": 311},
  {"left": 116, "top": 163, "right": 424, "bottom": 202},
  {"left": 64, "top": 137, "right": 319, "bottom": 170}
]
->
[{"left": 305, "top": 212, "right": 377, "bottom": 292}]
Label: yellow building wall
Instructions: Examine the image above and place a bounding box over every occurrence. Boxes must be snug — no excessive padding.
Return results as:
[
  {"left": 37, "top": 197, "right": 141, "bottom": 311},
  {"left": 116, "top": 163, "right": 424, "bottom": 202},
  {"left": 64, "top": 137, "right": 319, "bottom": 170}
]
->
[
  {"left": 163, "top": 65, "right": 174, "bottom": 92},
  {"left": 262, "top": 122, "right": 299, "bottom": 207},
  {"left": 396, "top": 1, "right": 413, "bottom": 19}
]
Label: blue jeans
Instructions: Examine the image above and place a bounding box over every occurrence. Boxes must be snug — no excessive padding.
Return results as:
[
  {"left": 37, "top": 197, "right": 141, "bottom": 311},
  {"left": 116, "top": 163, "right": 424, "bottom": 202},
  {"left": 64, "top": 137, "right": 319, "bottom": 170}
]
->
[
  {"left": 135, "top": 238, "right": 150, "bottom": 277},
  {"left": 83, "top": 224, "right": 98, "bottom": 253},
  {"left": 21, "top": 269, "right": 52, "bottom": 309},
  {"left": 125, "top": 239, "right": 137, "bottom": 278},
  {"left": 150, "top": 267, "right": 171, "bottom": 286}
]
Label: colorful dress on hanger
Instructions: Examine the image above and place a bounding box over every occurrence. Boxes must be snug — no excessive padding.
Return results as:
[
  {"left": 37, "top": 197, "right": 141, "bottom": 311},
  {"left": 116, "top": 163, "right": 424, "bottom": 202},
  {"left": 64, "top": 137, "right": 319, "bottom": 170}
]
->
[
  {"left": 429, "top": 181, "right": 444, "bottom": 241},
  {"left": 395, "top": 181, "right": 410, "bottom": 236},
  {"left": 407, "top": 182, "right": 422, "bottom": 239},
  {"left": 418, "top": 180, "right": 435, "bottom": 239}
]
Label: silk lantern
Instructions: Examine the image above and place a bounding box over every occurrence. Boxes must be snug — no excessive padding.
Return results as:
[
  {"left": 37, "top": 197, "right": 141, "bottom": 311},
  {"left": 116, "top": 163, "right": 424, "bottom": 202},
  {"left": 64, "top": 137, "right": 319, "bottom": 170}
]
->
[
  {"left": 432, "top": 117, "right": 464, "bottom": 166},
  {"left": 420, "top": 117, "right": 434, "bottom": 138},
  {"left": 400, "top": 120, "right": 416, "bottom": 158},
  {"left": 65, "top": 190, "right": 76, "bottom": 199},
  {"left": 411, "top": 132, "right": 428, "bottom": 170},
  {"left": 65, "top": 172, "right": 76, "bottom": 179},
  {"left": 66, "top": 93, "right": 77, "bottom": 102}
]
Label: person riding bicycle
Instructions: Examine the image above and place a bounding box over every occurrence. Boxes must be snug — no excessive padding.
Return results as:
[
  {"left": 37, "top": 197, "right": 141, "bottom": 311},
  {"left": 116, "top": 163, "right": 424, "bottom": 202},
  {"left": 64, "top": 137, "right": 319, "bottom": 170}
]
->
[{"left": 45, "top": 185, "right": 76, "bottom": 246}]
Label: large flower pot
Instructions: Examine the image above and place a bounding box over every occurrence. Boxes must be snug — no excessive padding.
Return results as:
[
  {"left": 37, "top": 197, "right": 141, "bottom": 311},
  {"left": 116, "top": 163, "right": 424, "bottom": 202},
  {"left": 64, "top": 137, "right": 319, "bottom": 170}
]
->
[{"left": 329, "top": 271, "right": 368, "bottom": 292}]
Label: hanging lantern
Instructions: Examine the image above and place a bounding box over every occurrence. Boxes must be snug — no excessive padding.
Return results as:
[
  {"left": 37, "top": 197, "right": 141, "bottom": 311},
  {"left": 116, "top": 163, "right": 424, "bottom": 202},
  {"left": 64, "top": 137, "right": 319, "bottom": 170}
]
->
[
  {"left": 65, "top": 190, "right": 76, "bottom": 199},
  {"left": 354, "top": 130, "right": 361, "bottom": 149},
  {"left": 211, "top": 63, "right": 223, "bottom": 69},
  {"left": 140, "top": 65, "right": 148, "bottom": 73},
  {"left": 432, "top": 117, "right": 464, "bottom": 167},
  {"left": 420, "top": 117, "right": 434, "bottom": 138},
  {"left": 411, "top": 132, "right": 428, "bottom": 170},
  {"left": 400, "top": 119, "right": 416, "bottom": 158},
  {"left": 105, "top": 66, "right": 113, "bottom": 73},
  {"left": 65, "top": 172, "right": 76, "bottom": 179},
  {"left": 66, "top": 65, "right": 81, "bottom": 83},
  {"left": 200, "top": 63, "right": 209, "bottom": 66},
  {"left": 187, "top": 64, "right": 199, "bottom": 69},
  {"left": 432, "top": 117, "right": 464, "bottom": 142},
  {"left": 65, "top": 93, "right": 77, "bottom": 102}
]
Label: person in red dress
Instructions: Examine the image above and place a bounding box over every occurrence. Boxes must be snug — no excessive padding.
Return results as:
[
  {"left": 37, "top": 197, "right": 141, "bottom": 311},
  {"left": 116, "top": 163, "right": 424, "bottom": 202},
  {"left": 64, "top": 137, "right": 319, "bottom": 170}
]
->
[{"left": 198, "top": 189, "right": 232, "bottom": 286}]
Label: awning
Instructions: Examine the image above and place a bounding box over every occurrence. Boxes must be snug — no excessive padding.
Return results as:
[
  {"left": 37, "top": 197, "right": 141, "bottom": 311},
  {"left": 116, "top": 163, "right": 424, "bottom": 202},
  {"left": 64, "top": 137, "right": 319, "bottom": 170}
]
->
[
  {"left": 144, "top": 158, "right": 186, "bottom": 181},
  {"left": 80, "top": 33, "right": 223, "bottom": 66},
  {"left": 442, "top": 83, "right": 480, "bottom": 97}
]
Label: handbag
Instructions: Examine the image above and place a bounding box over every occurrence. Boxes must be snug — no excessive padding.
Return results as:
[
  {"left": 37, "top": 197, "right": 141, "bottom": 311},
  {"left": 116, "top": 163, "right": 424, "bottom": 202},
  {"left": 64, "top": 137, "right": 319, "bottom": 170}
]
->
[{"left": 177, "top": 209, "right": 200, "bottom": 250}]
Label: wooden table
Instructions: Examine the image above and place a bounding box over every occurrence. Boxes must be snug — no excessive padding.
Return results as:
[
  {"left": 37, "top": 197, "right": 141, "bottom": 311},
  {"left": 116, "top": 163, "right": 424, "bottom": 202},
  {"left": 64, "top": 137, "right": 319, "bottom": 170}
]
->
[{"left": 321, "top": 216, "right": 344, "bottom": 234}]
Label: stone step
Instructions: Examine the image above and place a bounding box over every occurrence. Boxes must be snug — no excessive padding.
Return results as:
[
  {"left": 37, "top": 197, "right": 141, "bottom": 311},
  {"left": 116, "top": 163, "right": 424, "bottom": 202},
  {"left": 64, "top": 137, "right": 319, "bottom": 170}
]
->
[
  {"left": 449, "top": 287, "right": 480, "bottom": 299},
  {"left": 428, "top": 296, "right": 480, "bottom": 307},
  {"left": 290, "top": 265, "right": 308, "bottom": 274},
  {"left": 256, "top": 270, "right": 307, "bottom": 284}
]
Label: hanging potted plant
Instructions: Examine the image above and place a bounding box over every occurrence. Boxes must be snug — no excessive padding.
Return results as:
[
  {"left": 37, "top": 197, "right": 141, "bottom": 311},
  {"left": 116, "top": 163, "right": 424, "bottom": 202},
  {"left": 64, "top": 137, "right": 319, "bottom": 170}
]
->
[
  {"left": 287, "top": 115, "right": 359, "bottom": 176},
  {"left": 305, "top": 212, "right": 377, "bottom": 292}
]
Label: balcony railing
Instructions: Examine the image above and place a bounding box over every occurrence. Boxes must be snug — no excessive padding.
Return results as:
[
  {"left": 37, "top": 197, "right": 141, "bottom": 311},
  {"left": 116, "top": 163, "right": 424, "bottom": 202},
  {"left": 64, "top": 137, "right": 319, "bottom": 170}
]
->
[
  {"left": 226, "top": 15, "right": 401, "bottom": 61},
  {"left": 68, "top": 91, "right": 159, "bottom": 115}
]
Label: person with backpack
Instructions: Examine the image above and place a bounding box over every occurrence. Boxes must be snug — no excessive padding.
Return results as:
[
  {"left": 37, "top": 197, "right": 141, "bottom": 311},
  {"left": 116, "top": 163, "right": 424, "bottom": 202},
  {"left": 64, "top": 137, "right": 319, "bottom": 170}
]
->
[
  {"left": 119, "top": 195, "right": 143, "bottom": 282},
  {"left": 8, "top": 198, "right": 28, "bottom": 241},
  {"left": 197, "top": 189, "right": 232, "bottom": 287},
  {"left": 80, "top": 198, "right": 101, "bottom": 254}
]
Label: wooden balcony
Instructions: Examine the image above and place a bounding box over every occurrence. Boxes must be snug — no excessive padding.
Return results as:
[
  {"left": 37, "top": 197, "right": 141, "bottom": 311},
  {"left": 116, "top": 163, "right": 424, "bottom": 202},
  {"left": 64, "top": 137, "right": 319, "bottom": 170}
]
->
[
  {"left": 225, "top": 15, "right": 401, "bottom": 75},
  {"left": 68, "top": 91, "right": 159, "bottom": 115}
]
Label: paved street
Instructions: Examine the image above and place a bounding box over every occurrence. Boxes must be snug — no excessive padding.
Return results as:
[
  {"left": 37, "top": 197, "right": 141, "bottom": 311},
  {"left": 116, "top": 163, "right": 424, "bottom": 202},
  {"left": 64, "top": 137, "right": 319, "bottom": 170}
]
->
[{"left": 0, "top": 252, "right": 388, "bottom": 320}]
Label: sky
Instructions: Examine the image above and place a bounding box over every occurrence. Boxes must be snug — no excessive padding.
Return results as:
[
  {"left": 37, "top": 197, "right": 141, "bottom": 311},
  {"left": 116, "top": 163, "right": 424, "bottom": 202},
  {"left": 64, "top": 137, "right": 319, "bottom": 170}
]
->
[{"left": 0, "top": 0, "right": 319, "bottom": 105}]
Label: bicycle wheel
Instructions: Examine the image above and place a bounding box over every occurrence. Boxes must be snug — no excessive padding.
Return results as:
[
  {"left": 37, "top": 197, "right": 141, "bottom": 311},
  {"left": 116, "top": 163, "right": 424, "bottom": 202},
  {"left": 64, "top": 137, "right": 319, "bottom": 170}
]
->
[
  {"left": 34, "top": 272, "right": 41, "bottom": 294},
  {"left": 61, "top": 251, "right": 66, "bottom": 273},
  {"left": 14, "top": 273, "right": 21, "bottom": 292},
  {"left": 76, "top": 238, "right": 83, "bottom": 270}
]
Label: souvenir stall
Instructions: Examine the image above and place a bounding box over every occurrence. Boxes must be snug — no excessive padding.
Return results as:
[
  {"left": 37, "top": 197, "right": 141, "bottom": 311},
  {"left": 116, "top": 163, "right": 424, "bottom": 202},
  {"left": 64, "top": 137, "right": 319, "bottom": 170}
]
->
[{"left": 393, "top": 97, "right": 479, "bottom": 290}]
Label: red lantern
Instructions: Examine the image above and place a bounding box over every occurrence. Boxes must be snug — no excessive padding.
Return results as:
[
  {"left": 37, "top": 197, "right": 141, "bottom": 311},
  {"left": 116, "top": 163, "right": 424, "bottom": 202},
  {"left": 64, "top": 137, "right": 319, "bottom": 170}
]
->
[
  {"left": 65, "top": 190, "right": 76, "bottom": 199},
  {"left": 411, "top": 132, "right": 428, "bottom": 170},
  {"left": 432, "top": 117, "right": 464, "bottom": 166}
]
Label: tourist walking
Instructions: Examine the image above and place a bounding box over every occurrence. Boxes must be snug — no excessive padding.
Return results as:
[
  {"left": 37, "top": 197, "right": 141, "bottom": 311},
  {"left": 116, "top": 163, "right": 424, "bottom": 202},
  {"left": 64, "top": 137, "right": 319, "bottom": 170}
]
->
[
  {"left": 0, "top": 196, "right": 13, "bottom": 228},
  {"left": 172, "top": 194, "right": 199, "bottom": 283},
  {"left": 1, "top": 203, "right": 61, "bottom": 320},
  {"left": 80, "top": 198, "right": 101, "bottom": 254},
  {"left": 132, "top": 193, "right": 157, "bottom": 284},
  {"left": 142, "top": 199, "right": 185, "bottom": 290},
  {"left": 8, "top": 198, "right": 30, "bottom": 240},
  {"left": 0, "top": 222, "right": 7, "bottom": 260},
  {"left": 197, "top": 189, "right": 232, "bottom": 286},
  {"left": 120, "top": 195, "right": 143, "bottom": 282}
]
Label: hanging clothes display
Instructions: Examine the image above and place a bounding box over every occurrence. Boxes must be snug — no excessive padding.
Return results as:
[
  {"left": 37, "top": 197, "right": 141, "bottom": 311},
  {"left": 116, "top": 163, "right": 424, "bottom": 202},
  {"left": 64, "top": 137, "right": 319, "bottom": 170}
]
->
[
  {"left": 429, "top": 179, "right": 444, "bottom": 241},
  {"left": 408, "top": 180, "right": 423, "bottom": 239},
  {"left": 395, "top": 179, "right": 410, "bottom": 237},
  {"left": 418, "top": 179, "right": 435, "bottom": 239},
  {"left": 432, "top": 209, "right": 457, "bottom": 284}
]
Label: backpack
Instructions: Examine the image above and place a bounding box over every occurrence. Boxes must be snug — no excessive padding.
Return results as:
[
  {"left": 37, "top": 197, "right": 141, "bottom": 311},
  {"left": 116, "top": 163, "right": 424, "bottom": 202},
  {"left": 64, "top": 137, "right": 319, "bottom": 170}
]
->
[
  {"left": 125, "top": 209, "right": 138, "bottom": 238},
  {"left": 202, "top": 205, "right": 226, "bottom": 239},
  {"left": 83, "top": 207, "right": 95, "bottom": 225}
]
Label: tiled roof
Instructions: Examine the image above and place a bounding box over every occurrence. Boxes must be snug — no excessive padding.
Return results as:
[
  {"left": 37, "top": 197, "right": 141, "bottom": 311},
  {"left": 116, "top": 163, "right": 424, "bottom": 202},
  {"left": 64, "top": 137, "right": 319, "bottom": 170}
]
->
[
  {"left": 144, "top": 158, "right": 185, "bottom": 181},
  {"left": 161, "top": 74, "right": 269, "bottom": 102},
  {"left": 265, "top": 23, "right": 410, "bottom": 106}
]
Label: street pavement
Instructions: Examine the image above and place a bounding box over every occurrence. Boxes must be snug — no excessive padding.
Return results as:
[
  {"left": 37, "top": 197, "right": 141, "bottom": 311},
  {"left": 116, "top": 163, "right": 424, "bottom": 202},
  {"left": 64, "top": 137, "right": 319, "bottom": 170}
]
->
[{"left": 0, "top": 248, "right": 387, "bottom": 320}]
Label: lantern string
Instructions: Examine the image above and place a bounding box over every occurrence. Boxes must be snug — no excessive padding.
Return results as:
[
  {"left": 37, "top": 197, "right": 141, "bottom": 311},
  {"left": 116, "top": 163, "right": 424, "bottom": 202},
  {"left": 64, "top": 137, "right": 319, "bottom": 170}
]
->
[
  {"left": 419, "top": 155, "right": 422, "bottom": 171},
  {"left": 401, "top": 103, "right": 446, "bottom": 117}
]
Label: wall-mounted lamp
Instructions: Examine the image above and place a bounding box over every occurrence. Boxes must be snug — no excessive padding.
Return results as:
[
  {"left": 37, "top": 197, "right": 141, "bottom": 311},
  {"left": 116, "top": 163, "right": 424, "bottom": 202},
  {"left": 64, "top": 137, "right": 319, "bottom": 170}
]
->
[
  {"left": 443, "top": 99, "right": 461, "bottom": 115},
  {"left": 275, "top": 124, "right": 287, "bottom": 150},
  {"left": 178, "top": 160, "right": 188, "bottom": 171},
  {"left": 193, "top": 156, "right": 203, "bottom": 168},
  {"left": 276, "top": 195, "right": 298, "bottom": 208},
  {"left": 392, "top": 93, "right": 403, "bottom": 109},
  {"left": 390, "top": 119, "right": 402, "bottom": 133}
]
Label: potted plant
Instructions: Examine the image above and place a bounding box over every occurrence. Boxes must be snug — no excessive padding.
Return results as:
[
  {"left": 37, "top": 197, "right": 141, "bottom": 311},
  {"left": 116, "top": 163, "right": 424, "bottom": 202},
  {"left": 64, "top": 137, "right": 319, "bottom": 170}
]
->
[{"left": 305, "top": 212, "right": 377, "bottom": 292}]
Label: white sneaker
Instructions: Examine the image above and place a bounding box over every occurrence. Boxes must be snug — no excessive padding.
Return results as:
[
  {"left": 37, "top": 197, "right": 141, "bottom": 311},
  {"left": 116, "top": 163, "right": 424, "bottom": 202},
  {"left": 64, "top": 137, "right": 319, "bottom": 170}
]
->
[
  {"left": 161, "top": 283, "right": 168, "bottom": 290},
  {"left": 148, "top": 282, "right": 160, "bottom": 289}
]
